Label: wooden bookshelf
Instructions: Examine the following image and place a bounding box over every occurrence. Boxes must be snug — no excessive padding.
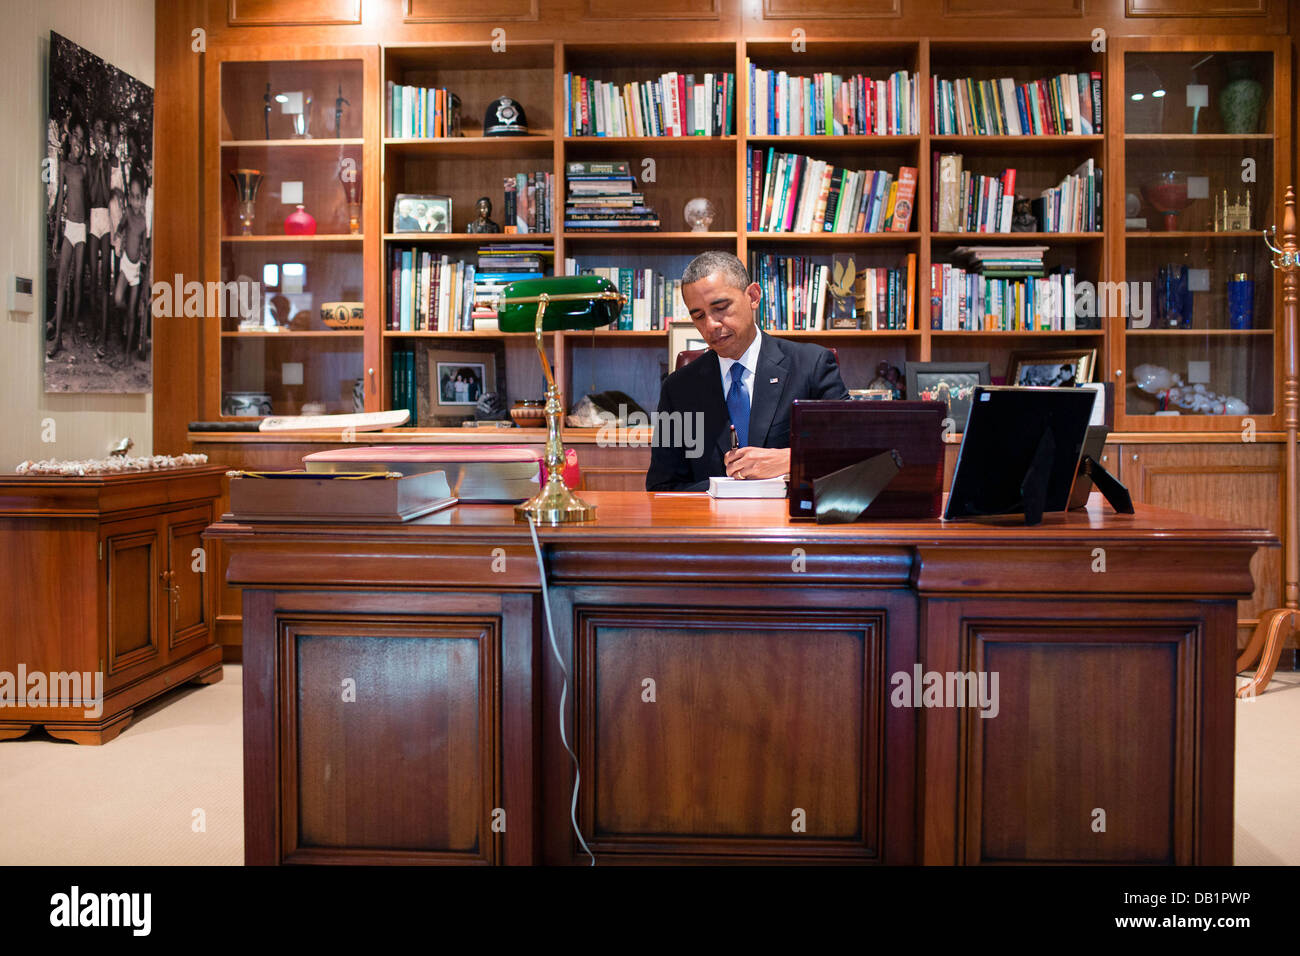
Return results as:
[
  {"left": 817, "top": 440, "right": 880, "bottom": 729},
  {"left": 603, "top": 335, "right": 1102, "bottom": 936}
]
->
[{"left": 190, "top": 24, "right": 1289, "bottom": 437}]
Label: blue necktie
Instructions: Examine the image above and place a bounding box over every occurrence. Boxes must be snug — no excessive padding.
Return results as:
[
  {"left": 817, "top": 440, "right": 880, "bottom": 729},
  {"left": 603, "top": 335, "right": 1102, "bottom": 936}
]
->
[{"left": 726, "top": 362, "right": 750, "bottom": 448}]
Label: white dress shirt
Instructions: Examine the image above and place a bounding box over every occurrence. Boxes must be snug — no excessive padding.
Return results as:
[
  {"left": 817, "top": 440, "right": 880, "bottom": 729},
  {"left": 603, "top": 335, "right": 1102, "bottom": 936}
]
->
[{"left": 718, "top": 327, "right": 762, "bottom": 406}]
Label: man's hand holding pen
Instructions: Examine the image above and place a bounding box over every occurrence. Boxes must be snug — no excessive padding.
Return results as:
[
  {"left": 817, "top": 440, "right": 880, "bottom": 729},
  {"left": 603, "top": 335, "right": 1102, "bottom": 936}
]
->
[{"left": 724, "top": 426, "right": 791, "bottom": 480}]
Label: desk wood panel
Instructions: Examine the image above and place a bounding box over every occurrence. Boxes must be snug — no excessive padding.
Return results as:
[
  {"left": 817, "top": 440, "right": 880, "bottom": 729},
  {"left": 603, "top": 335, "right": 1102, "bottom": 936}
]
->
[{"left": 212, "top": 492, "right": 1266, "bottom": 865}]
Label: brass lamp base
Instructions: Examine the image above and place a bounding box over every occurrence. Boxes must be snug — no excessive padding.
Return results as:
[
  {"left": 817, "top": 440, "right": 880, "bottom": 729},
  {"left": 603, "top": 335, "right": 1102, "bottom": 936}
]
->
[{"left": 515, "top": 477, "right": 596, "bottom": 525}]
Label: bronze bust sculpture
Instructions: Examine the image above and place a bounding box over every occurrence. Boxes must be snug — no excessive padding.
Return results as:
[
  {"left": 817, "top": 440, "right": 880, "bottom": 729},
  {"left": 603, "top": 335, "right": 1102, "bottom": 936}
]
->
[{"left": 466, "top": 196, "right": 501, "bottom": 233}]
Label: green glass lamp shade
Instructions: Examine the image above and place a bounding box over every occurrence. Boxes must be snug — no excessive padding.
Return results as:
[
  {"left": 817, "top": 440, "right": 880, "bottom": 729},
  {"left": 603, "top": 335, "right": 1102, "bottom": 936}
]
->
[{"left": 496, "top": 275, "right": 623, "bottom": 332}]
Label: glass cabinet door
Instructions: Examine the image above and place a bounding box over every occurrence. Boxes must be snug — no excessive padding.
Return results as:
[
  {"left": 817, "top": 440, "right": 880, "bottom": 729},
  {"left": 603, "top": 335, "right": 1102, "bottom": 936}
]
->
[
  {"left": 1121, "top": 46, "right": 1277, "bottom": 426},
  {"left": 218, "top": 58, "right": 365, "bottom": 417}
]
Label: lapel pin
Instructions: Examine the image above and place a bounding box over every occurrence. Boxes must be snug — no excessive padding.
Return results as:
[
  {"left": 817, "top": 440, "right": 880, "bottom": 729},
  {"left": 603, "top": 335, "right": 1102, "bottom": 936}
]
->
[{"left": 769, "top": 377, "right": 779, "bottom": 384}]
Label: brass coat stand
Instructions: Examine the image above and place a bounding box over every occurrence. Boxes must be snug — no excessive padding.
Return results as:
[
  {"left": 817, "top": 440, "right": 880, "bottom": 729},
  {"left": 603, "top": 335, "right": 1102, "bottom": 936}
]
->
[{"left": 1241, "top": 184, "right": 1300, "bottom": 696}]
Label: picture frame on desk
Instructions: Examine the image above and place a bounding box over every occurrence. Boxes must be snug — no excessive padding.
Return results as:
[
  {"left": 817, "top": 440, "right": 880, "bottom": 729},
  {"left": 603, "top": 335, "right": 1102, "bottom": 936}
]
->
[
  {"left": 415, "top": 340, "right": 506, "bottom": 425},
  {"left": 904, "top": 361, "right": 990, "bottom": 431},
  {"left": 1006, "top": 348, "right": 1097, "bottom": 388}
]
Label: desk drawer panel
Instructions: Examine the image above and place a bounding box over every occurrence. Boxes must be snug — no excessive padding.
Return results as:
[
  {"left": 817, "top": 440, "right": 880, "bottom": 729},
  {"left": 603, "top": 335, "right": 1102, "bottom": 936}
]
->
[
  {"left": 575, "top": 607, "right": 884, "bottom": 860},
  {"left": 277, "top": 617, "right": 501, "bottom": 865}
]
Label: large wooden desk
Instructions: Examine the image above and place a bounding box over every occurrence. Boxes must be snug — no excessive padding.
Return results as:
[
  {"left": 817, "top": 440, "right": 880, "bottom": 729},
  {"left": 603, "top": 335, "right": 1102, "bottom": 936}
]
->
[{"left": 208, "top": 492, "right": 1271, "bottom": 865}]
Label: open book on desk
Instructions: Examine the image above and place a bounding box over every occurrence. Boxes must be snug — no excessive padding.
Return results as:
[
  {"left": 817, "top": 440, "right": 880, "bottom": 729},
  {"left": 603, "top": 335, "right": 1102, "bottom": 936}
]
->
[{"left": 707, "top": 475, "right": 789, "bottom": 499}]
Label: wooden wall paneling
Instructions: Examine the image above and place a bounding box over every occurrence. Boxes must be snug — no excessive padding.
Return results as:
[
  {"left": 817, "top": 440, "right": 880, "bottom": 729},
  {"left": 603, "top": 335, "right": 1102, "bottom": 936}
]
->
[
  {"left": 583, "top": 0, "right": 720, "bottom": 18},
  {"left": 944, "top": 0, "right": 1081, "bottom": 16},
  {"left": 1120, "top": 441, "right": 1288, "bottom": 647},
  {"left": 404, "top": 0, "right": 539, "bottom": 22},
  {"left": 1127, "top": 0, "right": 1269, "bottom": 17},
  {"left": 154, "top": 0, "right": 210, "bottom": 453},
  {"left": 761, "top": 0, "right": 901, "bottom": 18},
  {"left": 228, "top": 0, "right": 363, "bottom": 26}
]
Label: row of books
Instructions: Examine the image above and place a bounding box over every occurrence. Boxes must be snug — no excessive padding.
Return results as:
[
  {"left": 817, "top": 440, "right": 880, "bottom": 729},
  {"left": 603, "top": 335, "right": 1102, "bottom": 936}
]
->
[
  {"left": 933, "top": 155, "right": 1019, "bottom": 233},
  {"left": 930, "top": 265, "right": 1089, "bottom": 331},
  {"left": 565, "top": 159, "right": 659, "bottom": 231},
  {"left": 504, "top": 172, "right": 554, "bottom": 234},
  {"left": 930, "top": 72, "right": 1102, "bottom": 136},
  {"left": 1038, "top": 158, "right": 1102, "bottom": 233},
  {"left": 386, "top": 83, "right": 458, "bottom": 139},
  {"left": 933, "top": 154, "right": 1101, "bottom": 233},
  {"left": 390, "top": 349, "right": 418, "bottom": 425},
  {"left": 564, "top": 72, "right": 736, "bottom": 137},
  {"left": 748, "top": 149, "right": 917, "bottom": 233},
  {"left": 387, "top": 247, "right": 479, "bottom": 332},
  {"left": 565, "top": 262, "right": 684, "bottom": 330},
  {"left": 746, "top": 65, "right": 919, "bottom": 136},
  {"left": 750, "top": 253, "right": 917, "bottom": 331}
]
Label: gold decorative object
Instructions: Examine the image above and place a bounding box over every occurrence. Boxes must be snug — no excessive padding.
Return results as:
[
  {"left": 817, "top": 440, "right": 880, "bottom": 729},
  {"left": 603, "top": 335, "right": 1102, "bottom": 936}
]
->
[
  {"left": 1215, "top": 189, "right": 1252, "bottom": 231},
  {"left": 495, "top": 275, "right": 625, "bottom": 524},
  {"left": 1244, "top": 185, "right": 1300, "bottom": 696}
]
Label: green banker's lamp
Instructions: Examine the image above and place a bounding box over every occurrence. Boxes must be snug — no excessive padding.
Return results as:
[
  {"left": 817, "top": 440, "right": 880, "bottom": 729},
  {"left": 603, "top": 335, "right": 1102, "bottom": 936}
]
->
[{"left": 496, "top": 275, "right": 626, "bottom": 524}]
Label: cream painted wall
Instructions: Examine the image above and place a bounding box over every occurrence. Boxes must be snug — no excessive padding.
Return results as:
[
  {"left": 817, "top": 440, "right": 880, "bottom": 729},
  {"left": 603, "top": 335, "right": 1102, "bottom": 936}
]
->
[{"left": 0, "top": 0, "right": 154, "bottom": 471}]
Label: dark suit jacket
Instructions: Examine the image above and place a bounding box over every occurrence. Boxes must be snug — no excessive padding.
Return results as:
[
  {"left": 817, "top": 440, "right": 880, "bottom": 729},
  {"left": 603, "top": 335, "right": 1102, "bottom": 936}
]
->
[{"left": 645, "top": 333, "right": 849, "bottom": 491}]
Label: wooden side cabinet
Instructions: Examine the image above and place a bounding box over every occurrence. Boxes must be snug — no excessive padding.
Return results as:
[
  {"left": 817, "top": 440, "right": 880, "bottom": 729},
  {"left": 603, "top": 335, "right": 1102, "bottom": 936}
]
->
[
  {"left": 0, "top": 466, "right": 226, "bottom": 744},
  {"left": 1114, "top": 442, "right": 1285, "bottom": 648}
]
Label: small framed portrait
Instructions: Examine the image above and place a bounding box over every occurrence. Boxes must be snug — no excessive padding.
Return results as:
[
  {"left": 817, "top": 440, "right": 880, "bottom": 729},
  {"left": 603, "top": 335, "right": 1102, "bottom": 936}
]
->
[
  {"left": 393, "top": 193, "right": 452, "bottom": 233},
  {"left": 415, "top": 340, "right": 506, "bottom": 425},
  {"left": 1006, "top": 348, "right": 1097, "bottom": 388},
  {"left": 668, "top": 320, "right": 707, "bottom": 372},
  {"left": 438, "top": 361, "right": 485, "bottom": 405},
  {"left": 904, "top": 361, "right": 990, "bottom": 431}
]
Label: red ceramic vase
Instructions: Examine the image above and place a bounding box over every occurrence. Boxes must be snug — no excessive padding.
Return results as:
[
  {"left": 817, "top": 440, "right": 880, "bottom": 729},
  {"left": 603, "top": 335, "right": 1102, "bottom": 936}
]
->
[{"left": 284, "top": 204, "right": 317, "bottom": 236}]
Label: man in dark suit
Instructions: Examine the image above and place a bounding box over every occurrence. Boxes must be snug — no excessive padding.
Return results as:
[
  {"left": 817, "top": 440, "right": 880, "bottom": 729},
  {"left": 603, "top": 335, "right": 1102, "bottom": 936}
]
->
[{"left": 646, "top": 251, "right": 849, "bottom": 491}]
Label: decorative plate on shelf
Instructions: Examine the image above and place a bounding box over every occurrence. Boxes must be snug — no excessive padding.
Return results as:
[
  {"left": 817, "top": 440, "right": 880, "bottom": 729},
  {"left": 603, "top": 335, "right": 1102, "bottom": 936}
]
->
[{"left": 321, "top": 301, "right": 364, "bottom": 329}]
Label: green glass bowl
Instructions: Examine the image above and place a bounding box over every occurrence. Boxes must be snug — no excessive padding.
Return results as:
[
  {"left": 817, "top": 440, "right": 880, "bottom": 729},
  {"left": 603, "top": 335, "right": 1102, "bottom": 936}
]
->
[{"left": 496, "top": 275, "right": 623, "bottom": 332}]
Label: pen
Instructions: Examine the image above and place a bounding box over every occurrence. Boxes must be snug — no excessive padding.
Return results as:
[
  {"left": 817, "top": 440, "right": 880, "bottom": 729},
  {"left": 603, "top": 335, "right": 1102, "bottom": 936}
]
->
[{"left": 729, "top": 424, "right": 742, "bottom": 480}]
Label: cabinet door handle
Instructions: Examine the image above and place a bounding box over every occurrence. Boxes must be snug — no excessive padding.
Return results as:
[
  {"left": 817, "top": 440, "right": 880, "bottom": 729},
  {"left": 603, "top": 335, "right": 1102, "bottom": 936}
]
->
[{"left": 1131, "top": 453, "right": 1139, "bottom": 462}]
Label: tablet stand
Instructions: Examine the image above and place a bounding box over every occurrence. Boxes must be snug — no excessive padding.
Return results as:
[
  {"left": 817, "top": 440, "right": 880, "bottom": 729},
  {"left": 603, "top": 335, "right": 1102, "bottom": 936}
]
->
[{"left": 1077, "top": 455, "right": 1135, "bottom": 514}]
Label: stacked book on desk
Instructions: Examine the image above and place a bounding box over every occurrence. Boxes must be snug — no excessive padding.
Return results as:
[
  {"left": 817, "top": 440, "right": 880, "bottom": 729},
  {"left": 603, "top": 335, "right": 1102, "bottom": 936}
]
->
[
  {"left": 228, "top": 468, "right": 456, "bottom": 523},
  {"left": 472, "top": 243, "right": 552, "bottom": 330},
  {"left": 930, "top": 71, "right": 1102, "bottom": 135},
  {"left": 564, "top": 70, "right": 736, "bottom": 136},
  {"left": 564, "top": 160, "right": 659, "bottom": 231},
  {"left": 932, "top": 246, "right": 1082, "bottom": 331},
  {"left": 748, "top": 150, "right": 916, "bottom": 233},
  {"left": 303, "top": 446, "right": 541, "bottom": 503},
  {"left": 746, "top": 64, "right": 918, "bottom": 135}
]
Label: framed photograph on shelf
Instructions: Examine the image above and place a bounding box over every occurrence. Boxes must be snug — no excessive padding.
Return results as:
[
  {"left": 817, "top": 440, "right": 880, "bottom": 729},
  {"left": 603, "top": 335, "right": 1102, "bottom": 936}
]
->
[
  {"left": 415, "top": 340, "right": 507, "bottom": 425},
  {"left": 904, "top": 361, "right": 990, "bottom": 431},
  {"left": 668, "top": 320, "right": 707, "bottom": 372},
  {"left": 393, "top": 193, "right": 452, "bottom": 233},
  {"left": 1006, "top": 348, "right": 1097, "bottom": 388}
]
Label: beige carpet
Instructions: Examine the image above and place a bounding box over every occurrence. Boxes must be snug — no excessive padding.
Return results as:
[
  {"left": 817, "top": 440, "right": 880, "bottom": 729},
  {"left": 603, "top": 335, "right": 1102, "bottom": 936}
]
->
[{"left": 0, "top": 664, "right": 1296, "bottom": 865}]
